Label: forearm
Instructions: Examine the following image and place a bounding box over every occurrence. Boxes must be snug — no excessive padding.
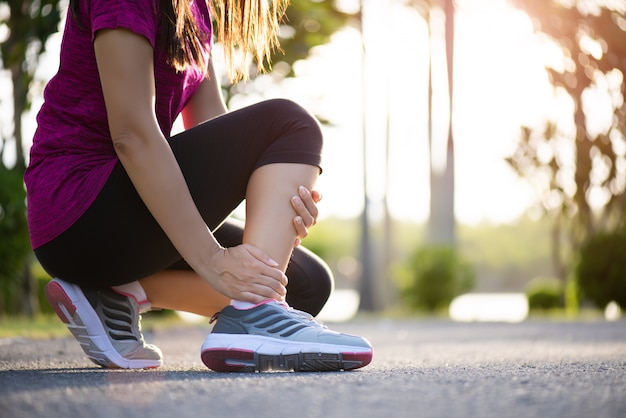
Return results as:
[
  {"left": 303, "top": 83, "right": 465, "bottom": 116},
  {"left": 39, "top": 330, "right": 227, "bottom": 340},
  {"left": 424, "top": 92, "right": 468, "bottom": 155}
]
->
[{"left": 113, "top": 131, "right": 222, "bottom": 275}]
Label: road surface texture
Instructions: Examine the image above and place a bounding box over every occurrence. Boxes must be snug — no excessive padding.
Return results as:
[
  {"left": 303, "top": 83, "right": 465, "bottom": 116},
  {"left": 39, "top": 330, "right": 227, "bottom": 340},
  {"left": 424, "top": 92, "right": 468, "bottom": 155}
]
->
[{"left": 1, "top": 319, "right": 625, "bottom": 417}]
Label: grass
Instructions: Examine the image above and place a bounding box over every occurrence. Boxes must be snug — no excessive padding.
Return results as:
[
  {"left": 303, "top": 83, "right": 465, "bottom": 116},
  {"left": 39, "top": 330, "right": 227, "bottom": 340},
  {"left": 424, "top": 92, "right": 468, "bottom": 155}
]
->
[
  {"left": 0, "top": 315, "right": 69, "bottom": 339},
  {"left": 0, "top": 311, "right": 209, "bottom": 340}
]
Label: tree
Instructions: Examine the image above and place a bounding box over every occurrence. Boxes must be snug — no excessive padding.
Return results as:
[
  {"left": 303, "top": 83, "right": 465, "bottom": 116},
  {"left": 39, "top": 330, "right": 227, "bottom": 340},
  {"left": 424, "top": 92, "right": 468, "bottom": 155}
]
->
[
  {"left": 506, "top": 0, "right": 626, "bottom": 283},
  {"left": 576, "top": 229, "right": 626, "bottom": 309},
  {"left": 404, "top": 0, "right": 456, "bottom": 246},
  {"left": 0, "top": 165, "right": 31, "bottom": 315},
  {"left": 1, "top": 0, "right": 62, "bottom": 171},
  {"left": 0, "top": 0, "right": 63, "bottom": 316},
  {"left": 428, "top": 0, "right": 455, "bottom": 246}
]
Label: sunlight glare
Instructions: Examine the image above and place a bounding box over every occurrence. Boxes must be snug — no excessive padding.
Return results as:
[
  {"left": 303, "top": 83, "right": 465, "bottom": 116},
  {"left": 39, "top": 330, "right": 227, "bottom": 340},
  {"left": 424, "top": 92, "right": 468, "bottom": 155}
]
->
[
  {"left": 317, "top": 289, "right": 361, "bottom": 322},
  {"left": 449, "top": 293, "right": 529, "bottom": 323}
]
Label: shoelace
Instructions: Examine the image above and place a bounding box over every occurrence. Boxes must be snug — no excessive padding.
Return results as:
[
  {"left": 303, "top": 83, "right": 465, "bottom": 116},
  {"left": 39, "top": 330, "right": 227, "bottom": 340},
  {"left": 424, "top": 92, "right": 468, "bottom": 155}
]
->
[
  {"left": 274, "top": 302, "right": 327, "bottom": 330},
  {"left": 287, "top": 306, "right": 326, "bottom": 328},
  {"left": 209, "top": 302, "right": 325, "bottom": 329}
]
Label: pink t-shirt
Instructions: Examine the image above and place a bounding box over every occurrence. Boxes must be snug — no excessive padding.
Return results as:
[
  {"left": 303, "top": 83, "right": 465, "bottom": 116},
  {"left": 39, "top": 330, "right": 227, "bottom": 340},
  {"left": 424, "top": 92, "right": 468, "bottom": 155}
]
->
[{"left": 25, "top": 0, "right": 212, "bottom": 249}]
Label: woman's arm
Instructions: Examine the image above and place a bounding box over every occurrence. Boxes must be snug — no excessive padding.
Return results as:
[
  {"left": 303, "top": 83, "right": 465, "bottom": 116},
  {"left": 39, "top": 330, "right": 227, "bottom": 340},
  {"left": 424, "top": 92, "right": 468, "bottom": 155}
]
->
[
  {"left": 181, "top": 57, "right": 228, "bottom": 129},
  {"left": 94, "top": 28, "right": 287, "bottom": 302}
]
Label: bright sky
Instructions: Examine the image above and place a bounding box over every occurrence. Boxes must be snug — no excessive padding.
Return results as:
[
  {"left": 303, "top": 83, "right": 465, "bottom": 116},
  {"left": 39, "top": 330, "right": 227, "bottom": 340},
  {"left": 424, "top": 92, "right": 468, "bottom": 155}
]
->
[
  {"left": 2, "top": 0, "right": 561, "bottom": 226},
  {"left": 233, "top": 0, "right": 556, "bottom": 225}
]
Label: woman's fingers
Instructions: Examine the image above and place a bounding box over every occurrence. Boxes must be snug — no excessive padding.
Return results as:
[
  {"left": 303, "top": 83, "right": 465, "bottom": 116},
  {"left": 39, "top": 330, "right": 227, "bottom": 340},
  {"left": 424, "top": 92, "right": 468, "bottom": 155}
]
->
[
  {"left": 293, "top": 216, "right": 308, "bottom": 241},
  {"left": 235, "top": 244, "right": 288, "bottom": 289},
  {"left": 291, "top": 186, "right": 322, "bottom": 246},
  {"left": 231, "top": 273, "right": 287, "bottom": 303},
  {"left": 291, "top": 186, "right": 319, "bottom": 228},
  {"left": 311, "top": 189, "right": 322, "bottom": 203}
]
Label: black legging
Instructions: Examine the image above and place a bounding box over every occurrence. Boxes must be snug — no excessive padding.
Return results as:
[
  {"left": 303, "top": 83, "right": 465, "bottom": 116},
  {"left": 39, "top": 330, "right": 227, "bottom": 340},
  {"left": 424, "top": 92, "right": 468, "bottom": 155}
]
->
[{"left": 34, "top": 99, "right": 333, "bottom": 316}]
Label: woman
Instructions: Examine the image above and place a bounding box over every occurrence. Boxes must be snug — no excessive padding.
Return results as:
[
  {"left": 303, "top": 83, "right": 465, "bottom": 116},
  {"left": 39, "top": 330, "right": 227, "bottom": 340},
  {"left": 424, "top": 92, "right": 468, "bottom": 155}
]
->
[{"left": 25, "top": 0, "right": 372, "bottom": 372}]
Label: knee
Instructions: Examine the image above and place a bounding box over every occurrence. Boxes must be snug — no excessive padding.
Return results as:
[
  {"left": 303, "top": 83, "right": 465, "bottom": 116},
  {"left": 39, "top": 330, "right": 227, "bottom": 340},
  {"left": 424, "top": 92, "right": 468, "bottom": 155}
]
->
[{"left": 267, "top": 99, "right": 323, "bottom": 147}]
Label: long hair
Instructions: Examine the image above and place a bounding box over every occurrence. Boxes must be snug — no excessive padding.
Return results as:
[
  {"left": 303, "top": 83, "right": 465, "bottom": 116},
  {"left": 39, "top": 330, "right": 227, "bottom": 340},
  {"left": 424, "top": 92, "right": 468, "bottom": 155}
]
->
[
  {"left": 69, "top": 0, "right": 289, "bottom": 81},
  {"left": 211, "top": 0, "right": 289, "bottom": 81},
  {"left": 160, "top": 0, "right": 209, "bottom": 74}
]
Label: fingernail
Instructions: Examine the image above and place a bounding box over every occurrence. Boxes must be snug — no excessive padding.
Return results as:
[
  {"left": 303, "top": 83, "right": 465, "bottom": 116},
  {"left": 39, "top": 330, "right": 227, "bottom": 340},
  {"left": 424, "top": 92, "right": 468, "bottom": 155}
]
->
[{"left": 268, "top": 258, "right": 279, "bottom": 266}]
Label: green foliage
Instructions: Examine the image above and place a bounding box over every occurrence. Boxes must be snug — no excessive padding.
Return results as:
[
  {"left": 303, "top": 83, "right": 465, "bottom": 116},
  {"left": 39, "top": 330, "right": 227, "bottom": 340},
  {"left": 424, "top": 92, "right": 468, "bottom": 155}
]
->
[
  {"left": 0, "top": 166, "right": 31, "bottom": 314},
  {"left": 32, "top": 262, "right": 53, "bottom": 315},
  {"left": 1, "top": 0, "right": 63, "bottom": 170},
  {"left": 276, "top": 0, "right": 355, "bottom": 74},
  {"left": 1, "top": 0, "right": 63, "bottom": 315},
  {"left": 507, "top": 1, "right": 626, "bottom": 281},
  {"left": 575, "top": 230, "right": 626, "bottom": 310},
  {"left": 397, "top": 245, "right": 474, "bottom": 312},
  {"left": 525, "top": 277, "right": 562, "bottom": 310},
  {"left": 458, "top": 218, "right": 553, "bottom": 290},
  {"left": 304, "top": 217, "right": 360, "bottom": 259},
  {"left": 0, "top": 0, "right": 62, "bottom": 80}
]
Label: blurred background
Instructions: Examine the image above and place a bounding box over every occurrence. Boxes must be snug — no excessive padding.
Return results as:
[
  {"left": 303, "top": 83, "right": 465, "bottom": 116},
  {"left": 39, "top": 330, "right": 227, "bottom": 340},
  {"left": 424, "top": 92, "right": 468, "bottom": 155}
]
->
[{"left": 1, "top": 0, "right": 625, "bottom": 328}]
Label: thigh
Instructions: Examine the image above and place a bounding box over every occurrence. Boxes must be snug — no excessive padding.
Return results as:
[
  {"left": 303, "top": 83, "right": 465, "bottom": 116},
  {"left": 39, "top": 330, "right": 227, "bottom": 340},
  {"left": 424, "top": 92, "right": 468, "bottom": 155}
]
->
[{"left": 34, "top": 162, "right": 180, "bottom": 287}]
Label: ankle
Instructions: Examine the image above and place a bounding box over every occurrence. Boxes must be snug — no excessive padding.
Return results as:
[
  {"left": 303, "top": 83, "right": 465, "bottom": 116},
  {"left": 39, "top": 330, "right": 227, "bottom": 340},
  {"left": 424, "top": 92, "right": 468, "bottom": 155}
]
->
[
  {"left": 231, "top": 300, "right": 274, "bottom": 310},
  {"left": 112, "top": 281, "right": 152, "bottom": 313}
]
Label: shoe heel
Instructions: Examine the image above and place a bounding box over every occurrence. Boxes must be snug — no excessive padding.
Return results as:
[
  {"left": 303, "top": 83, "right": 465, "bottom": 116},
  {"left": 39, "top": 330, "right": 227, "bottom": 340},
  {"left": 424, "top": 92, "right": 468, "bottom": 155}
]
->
[{"left": 45, "top": 280, "right": 76, "bottom": 325}]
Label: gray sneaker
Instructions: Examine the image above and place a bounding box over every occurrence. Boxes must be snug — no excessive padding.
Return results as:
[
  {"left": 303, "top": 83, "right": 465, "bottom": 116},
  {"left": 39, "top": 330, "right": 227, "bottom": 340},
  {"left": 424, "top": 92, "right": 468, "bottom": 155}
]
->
[
  {"left": 201, "top": 300, "right": 373, "bottom": 372},
  {"left": 45, "top": 278, "right": 162, "bottom": 369}
]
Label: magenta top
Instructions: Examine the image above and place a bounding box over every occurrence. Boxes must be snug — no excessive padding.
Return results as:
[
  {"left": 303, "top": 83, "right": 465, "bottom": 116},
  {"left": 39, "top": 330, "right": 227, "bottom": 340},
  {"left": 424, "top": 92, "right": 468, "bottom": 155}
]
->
[{"left": 25, "top": 0, "right": 212, "bottom": 249}]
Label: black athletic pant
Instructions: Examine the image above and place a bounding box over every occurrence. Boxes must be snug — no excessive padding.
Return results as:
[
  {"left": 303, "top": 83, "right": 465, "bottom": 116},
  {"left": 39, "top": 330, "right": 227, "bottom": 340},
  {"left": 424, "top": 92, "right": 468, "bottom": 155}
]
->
[{"left": 34, "top": 99, "right": 333, "bottom": 316}]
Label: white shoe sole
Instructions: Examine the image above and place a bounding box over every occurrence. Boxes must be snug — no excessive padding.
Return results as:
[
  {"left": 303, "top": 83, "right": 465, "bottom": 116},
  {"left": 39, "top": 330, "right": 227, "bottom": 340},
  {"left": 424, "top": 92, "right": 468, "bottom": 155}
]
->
[{"left": 201, "top": 333, "right": 372, "bottom": 372}]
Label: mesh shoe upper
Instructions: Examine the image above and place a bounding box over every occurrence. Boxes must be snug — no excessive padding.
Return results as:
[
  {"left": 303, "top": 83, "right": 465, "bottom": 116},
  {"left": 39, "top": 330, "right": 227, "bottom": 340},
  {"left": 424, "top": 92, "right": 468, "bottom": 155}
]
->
[
  {"left": 212, "top": 302, "right": 371, "bottom": 347},
  {"left": 83, "top": 287, "right": 162, "bottom": 362},
  {"left": 201, "top": 300, "right": 373, "bottom": 372}
]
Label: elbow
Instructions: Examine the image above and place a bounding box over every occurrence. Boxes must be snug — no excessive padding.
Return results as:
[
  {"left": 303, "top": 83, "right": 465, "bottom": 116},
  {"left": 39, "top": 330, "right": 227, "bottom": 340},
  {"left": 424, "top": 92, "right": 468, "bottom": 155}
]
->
[
  {"left": 110, "top": 127, "right": 157, "bottom": 159},
  {"left": 111, "top": 131, "right": 140, "bottom": 157},
  {"left": 108, "top": 114, "right": 164, "bottom": 157}
]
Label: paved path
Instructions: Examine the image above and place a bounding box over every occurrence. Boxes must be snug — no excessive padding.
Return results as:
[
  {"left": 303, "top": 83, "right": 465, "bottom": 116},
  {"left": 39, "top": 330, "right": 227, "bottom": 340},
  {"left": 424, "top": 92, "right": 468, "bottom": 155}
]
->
[{"left": 1, "top": 319, "right": 625, "bottom": 417}]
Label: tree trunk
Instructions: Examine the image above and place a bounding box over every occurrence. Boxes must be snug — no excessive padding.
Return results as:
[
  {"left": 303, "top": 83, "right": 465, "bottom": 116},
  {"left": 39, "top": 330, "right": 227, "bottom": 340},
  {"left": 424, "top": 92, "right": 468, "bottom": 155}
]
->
[
  {"left": 10, "top": 54, "right": 27, "bottom": 173},
  {"left": 358, "top": 0, "right": 376, "bottom": 311},
  {"left": 428, "top": 0, "right": 456, "bottom": 246}
]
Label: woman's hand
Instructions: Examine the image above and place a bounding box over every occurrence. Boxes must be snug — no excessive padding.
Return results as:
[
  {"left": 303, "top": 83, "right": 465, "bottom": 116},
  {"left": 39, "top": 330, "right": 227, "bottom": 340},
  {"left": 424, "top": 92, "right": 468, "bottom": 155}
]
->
[
  {"left": 291, "top": 186, "right": 322, "bottom": 247},
  {"left": 208, "top": 244, "right": 288, "bottom": 303}
]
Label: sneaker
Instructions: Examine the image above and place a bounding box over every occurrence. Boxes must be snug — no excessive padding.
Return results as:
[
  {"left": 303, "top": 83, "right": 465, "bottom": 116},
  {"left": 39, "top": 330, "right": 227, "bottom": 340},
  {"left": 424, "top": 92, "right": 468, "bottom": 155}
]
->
[
  {"left": 45, "top": 278, "right": 163, "bottom": 369},
  {"left": 200, "top": 300, "right": 373, "bottom": 372}
]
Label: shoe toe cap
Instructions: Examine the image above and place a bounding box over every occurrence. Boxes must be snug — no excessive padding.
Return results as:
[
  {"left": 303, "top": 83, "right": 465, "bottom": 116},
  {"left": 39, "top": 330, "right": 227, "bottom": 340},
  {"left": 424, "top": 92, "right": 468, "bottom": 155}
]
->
[{"left": 316, "top": 331, "right": 372, "bottom": 350}]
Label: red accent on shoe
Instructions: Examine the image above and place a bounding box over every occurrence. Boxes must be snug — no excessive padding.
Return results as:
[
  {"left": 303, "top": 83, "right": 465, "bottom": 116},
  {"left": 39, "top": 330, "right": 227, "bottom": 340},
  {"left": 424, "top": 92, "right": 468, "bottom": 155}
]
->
[
  {"left": 342, "top": 351, "right": 373, "bottom": 369},
  {"left": 201, "top": 348, "right": 255, "bottom": 372},
  {"left": 45, "top": 281, "right": 75, "bottom": 325}
]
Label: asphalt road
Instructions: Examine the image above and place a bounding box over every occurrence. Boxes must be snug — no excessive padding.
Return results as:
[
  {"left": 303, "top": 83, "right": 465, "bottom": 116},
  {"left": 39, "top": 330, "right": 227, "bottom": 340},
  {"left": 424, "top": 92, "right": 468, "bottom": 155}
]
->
[{"left": 1, "top": 319, "right": 625, "bottom": 418}]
